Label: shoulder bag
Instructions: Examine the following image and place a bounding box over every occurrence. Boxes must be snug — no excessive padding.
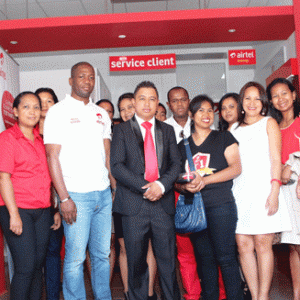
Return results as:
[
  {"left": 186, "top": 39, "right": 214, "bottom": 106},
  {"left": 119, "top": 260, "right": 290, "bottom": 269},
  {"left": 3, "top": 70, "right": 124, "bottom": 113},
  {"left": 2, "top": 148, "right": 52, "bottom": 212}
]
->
[{"left": 175, "top": 138, "right": 207, "bottom": 234}]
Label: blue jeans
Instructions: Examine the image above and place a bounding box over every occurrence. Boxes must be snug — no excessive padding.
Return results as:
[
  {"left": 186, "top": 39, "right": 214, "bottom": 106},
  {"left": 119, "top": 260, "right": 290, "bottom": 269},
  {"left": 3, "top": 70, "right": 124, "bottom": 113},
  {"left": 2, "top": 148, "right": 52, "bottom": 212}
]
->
[
  {"left": 190, "top": 201, "right": 243, "bottom": 300},
  {"left": 62, "top": 188, "right": 112, "bottom": 300}
]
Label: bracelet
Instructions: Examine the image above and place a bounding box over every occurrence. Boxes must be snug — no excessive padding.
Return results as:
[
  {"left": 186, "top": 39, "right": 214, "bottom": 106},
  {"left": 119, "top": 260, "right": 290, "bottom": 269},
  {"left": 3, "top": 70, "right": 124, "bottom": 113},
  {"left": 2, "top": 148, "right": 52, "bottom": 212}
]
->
[
  {"left": 111, "top": 188, "right": 117, "bottom": 194},
  {"left": 271, "top": 179, "right": 282, "bottom": 186},
  {"left": 60, "top": 196, "right": 71, "bottom": 203}
]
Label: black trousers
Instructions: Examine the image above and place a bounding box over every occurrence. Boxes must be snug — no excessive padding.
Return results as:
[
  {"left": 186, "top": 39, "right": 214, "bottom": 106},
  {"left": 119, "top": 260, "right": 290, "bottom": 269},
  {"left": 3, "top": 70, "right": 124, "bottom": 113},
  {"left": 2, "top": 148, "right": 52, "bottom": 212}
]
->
[
  {"left": 122, "top": 199, "right": 180, "bottom": 300},
  {"left": 190, "top": 202, "right": 243, "bottom": 300},
  {"left": 0, "top": 206, "right": 51, "bottom": 300}
]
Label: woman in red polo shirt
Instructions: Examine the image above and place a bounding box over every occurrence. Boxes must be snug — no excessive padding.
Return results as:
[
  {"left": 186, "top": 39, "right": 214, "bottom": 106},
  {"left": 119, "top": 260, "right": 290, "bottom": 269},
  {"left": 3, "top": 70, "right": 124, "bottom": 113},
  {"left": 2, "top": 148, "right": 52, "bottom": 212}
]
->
[{"left": 0, "top": 91, "right": 51, "bottom": 300}]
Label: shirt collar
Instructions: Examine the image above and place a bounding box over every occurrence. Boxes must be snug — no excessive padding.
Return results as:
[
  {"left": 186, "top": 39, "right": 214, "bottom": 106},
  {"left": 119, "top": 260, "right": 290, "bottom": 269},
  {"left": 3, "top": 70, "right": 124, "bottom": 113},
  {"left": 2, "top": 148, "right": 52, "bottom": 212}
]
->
[
  {"left": 135, "top": 114, "right": 155, "bottom": 128},
  {"left": 11, "top": 122, "right": 42, "bottom": 140},
  {"left": 169, "top": 115, "right": 191, "bottom": 129},
  {"left": 66, "top": 94, "right": 93, "bottom": 106}
]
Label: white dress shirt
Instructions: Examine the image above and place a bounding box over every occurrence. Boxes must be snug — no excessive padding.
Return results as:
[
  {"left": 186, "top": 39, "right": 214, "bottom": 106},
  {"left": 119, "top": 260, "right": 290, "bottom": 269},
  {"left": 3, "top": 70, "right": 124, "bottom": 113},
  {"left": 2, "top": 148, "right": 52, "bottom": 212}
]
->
[{"left": 165, "top": 116, "right": 191, "bottom": 144}]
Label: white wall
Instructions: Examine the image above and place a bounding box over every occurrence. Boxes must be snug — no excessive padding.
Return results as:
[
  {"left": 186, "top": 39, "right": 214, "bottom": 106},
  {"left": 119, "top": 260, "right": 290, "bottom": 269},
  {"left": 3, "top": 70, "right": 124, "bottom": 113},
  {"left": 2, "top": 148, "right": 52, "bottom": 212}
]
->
[
  {"left": 16, "top": 37, "right": 298, "bottom": 117},
  {"left": 20, "top": 69, "right": 71, "bottom": 101},
  {"left": 15, "top": 42, "right": 259, "bottom": 118},
  {"left": 19, "top": 67, "right": 99, "bottom": 102},
  {"left": 14, "top": 32, "right": 297, "bottom": 104},
  {"left": 254, "top": 32, "right": 296, "bottom": 86},
  {"left": 228, "top": 67, "right": 255, "bottom": 94},
  {"left": 16, "top": 49, "right": 111, "bottom": 97}
]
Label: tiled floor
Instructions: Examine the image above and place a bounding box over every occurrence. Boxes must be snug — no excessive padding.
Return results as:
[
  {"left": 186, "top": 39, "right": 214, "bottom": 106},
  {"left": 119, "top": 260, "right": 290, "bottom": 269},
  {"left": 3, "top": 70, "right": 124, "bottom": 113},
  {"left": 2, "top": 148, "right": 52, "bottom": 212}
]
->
[{"left": 0, "top": 244, "right": 295, "bottom": 299}]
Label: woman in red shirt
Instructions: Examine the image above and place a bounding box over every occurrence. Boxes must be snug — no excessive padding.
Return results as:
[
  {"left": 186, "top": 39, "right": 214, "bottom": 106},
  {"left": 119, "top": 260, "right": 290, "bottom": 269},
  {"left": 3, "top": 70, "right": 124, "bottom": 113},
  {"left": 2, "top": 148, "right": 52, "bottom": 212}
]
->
[
  {"left": 0, "top": 91, "right": 51, "bottom": 300},
  {"left": 267, "top": 78, "right": 300, "bottom": 300}
]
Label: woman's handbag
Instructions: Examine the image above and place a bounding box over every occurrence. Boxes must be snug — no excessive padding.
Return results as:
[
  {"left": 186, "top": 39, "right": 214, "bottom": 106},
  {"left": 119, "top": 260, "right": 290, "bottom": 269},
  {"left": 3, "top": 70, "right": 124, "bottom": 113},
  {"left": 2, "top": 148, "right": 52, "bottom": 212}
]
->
[{"left": 175, "top": 138, "right": 207, "bottom": 234}]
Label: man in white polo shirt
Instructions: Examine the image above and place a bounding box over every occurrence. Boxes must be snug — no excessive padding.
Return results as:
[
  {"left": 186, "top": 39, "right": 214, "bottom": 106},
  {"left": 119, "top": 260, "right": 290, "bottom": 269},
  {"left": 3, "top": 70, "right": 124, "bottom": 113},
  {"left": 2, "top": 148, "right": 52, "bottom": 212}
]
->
[
  {"left": 165, "top": 86, "right": 191, "bottom": 143},
  {"left": 44, "top": 62, "right": 115, "bottom": 300},
  {"left": 165, "top": 86, "right": 201, "bottom": 300}
]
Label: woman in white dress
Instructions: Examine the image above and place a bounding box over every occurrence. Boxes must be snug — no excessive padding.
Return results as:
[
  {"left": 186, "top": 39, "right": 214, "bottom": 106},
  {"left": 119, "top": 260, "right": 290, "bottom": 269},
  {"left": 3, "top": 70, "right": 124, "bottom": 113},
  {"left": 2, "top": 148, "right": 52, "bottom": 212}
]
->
[{"left": 231, "top": 81, "right": 291, "bottom": 300}]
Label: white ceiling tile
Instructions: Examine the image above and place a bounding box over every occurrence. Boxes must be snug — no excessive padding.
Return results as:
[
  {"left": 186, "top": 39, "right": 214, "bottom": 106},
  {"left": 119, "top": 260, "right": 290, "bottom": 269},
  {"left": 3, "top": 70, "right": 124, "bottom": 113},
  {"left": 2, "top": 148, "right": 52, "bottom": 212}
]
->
[
  {"left": 266, "top": 0, "right": 292, "bottom": 5},
  {"left": 40, "top": 1, "right": 85, "bottom": 17},
  {"left": 28, "top": 2, "right": 49, "bottom": 18},
  {"left": 5, "top": 4, "right": 27, "bottom": 20},
  {"left": 126, "top": 1, "right": 167, "bottom": 13},
  {"left": 0, "top": 0, "right": 294, "bottom": 20},
  {"left": 81, "top": 0, "right": 113, "bottom": 14},
  {"left": 249, "top": 0, "right": 268, "bottom": 6},
  {"left": 1, "top": 2, "right": 48, "bottom": 19},
  {"left": 82, "top": 3, "right": 111, "bottom": 14},
  {"left": 0, "top": 5, "right": 6, "bottom": 19},
  {"left": 167, "top": 0, "right": 200, "bottom": 11},
  {"left": 36, "top": 0, "right": 79, "bottom": 3},
  {"left": 4, "top": 0, "right": 78, "bottom": 3},
  {"left": 0, "top": 10, "right": 6, "bottom": 21},
  {"left": 208, "top": 0, "right": 249, "bottom": 9},
  {"left": 111, "top": 3, "right": 126, "bottom": 13}
]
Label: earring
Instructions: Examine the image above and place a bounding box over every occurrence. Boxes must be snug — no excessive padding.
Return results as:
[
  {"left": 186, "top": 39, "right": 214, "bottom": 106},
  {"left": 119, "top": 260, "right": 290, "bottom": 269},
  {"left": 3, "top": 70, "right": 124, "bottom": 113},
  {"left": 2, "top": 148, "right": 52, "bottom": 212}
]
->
[
  {"left": 242, "top": 110, "right": 244, "bottom": 114},
  {"left": 262, "top": 111, "right": 265, "bottom": 116}
]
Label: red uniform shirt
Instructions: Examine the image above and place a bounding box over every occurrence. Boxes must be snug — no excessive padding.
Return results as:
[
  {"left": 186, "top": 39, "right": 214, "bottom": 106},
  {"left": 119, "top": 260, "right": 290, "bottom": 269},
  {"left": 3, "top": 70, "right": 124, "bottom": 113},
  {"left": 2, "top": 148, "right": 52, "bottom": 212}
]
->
[
  {"left": 281, "top": 117, "right": 300, "bottom": 164},
  {"left": 0, "top": 123, "right": 51, "bottom": 209}
]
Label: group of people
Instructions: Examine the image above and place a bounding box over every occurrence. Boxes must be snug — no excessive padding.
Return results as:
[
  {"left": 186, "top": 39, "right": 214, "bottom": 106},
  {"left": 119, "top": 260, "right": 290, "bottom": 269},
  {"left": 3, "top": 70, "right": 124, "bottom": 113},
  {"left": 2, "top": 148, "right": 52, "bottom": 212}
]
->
[{"left": 0, "top": 60, "right": 299, "bottom": 300}]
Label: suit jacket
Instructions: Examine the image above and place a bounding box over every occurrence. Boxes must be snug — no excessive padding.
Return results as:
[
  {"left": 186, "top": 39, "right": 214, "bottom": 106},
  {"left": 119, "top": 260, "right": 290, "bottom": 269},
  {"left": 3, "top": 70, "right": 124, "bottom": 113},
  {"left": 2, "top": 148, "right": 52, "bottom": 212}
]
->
[{"left": 111, "top": 116, "right": 181, "bottom": 216}]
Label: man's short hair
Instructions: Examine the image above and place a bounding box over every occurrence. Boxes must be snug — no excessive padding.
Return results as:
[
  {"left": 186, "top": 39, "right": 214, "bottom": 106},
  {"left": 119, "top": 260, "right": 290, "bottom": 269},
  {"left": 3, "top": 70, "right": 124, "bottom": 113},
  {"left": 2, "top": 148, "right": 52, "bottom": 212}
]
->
[
  {"left": 167, "top": 86, "right": 189, "bottom": 102},
  {"left": 71, "top": 62, "right": 93, "bottom": 78},
  {"left": 134, "top": 81, "right": 159, "bottom": 99}
]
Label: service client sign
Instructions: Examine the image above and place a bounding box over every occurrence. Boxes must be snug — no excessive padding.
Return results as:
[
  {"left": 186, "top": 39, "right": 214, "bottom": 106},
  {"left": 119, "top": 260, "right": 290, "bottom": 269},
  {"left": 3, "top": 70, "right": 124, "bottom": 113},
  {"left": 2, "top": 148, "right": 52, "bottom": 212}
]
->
[
  {"left": 110, "top": 54, "right": 176, "bottom": 72},
  {"left": 228, "top": 49, "right": 256, "bottom": 66}
]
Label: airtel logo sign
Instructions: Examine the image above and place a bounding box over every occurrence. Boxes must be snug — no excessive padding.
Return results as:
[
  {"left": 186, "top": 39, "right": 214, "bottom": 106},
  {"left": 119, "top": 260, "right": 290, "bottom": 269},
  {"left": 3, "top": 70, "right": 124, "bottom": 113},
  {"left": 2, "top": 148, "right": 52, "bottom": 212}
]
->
[{"left": 228, "top": 49, "right": 256, "bottom": 65}]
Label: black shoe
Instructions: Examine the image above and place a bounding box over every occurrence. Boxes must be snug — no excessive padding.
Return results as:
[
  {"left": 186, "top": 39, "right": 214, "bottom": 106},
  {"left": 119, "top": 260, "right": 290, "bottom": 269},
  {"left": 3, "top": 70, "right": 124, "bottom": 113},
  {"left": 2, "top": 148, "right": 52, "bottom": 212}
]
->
[
  {"left": 148, "top": 292, "right": 158, "bottom": 300},
  {"left": 124, "top": 292, "right": 130, "bottom": 300}
]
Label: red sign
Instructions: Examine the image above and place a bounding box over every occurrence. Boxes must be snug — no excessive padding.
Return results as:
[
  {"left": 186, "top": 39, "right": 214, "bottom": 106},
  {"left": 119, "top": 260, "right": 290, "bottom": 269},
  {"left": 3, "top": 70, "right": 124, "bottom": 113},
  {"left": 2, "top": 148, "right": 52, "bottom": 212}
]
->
[
  {"left": 228, "top": 49, "right": 256, "bottom": 66},
  {"left": 1, "top": 91, "right": 15, "bottom": 129},
  {"left": 110, "top": 54, "right": 176, "bottom": 72}
]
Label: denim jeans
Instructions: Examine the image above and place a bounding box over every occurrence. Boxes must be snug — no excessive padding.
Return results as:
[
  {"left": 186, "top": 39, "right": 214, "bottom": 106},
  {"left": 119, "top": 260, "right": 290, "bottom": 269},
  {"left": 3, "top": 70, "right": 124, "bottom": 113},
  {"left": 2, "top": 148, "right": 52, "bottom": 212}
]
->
[
  {"left": 62, "top": 188, "right": 112, "bottom": 300},
  {"left": 190, "top": 201, "right": 243, "bottom": 300}
]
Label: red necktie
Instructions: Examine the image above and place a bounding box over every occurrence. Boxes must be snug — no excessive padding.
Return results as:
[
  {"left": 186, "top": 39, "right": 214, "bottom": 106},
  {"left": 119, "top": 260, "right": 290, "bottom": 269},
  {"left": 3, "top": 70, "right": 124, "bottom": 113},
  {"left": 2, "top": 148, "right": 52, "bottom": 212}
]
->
[{"left": 142, "top": 121, "right": 159, "bottom": 182}]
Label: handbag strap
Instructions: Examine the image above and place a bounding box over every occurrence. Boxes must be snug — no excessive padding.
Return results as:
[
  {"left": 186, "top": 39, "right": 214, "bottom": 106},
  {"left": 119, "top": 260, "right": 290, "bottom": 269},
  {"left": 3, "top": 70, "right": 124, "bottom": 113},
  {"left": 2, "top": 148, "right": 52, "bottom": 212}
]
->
[{"left": 183, "top": 138, "right": 196, "bottom": 172}]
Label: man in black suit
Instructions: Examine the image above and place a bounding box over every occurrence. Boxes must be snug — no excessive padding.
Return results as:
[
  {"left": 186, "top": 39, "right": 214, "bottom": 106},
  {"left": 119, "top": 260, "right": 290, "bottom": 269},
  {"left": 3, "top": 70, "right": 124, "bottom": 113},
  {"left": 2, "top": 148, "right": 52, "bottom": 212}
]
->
[{"left": 111, "top": 81, "right": 181, "bottom": 300}]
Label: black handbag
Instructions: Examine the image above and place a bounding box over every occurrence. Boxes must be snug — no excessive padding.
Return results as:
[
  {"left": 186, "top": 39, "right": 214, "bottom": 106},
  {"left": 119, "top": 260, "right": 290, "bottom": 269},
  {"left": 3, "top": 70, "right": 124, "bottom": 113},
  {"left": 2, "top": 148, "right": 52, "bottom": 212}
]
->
[{"left": 175, "top": 138, "right": 207, "bottom": 234}]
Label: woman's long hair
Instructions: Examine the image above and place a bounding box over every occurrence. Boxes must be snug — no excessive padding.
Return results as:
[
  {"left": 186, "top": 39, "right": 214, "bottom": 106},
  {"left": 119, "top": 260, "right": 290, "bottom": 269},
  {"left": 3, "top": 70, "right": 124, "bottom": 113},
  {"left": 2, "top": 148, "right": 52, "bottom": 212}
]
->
[
  {"left": 218, "top": 93, "right": 240, "bottom": 132},
  {"left": 189, "top": 94, "right": 214, "bottom": 133},
  {"left": 266, "top": 77, "right": 300, "bottom": 124},
  {"left": 238, "top": 81, "right": 268, "bottom": 126}
]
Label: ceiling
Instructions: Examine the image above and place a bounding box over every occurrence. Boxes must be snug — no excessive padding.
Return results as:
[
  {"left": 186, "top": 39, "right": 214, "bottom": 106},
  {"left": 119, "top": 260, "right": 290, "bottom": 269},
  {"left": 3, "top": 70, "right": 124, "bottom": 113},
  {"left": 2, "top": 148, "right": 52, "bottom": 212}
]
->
[
  {"left": 0, "top": 0, "right": 293, "bottom": 20},
  {"left": 0, "top": 0, "right": 295, "bottom": 54}
]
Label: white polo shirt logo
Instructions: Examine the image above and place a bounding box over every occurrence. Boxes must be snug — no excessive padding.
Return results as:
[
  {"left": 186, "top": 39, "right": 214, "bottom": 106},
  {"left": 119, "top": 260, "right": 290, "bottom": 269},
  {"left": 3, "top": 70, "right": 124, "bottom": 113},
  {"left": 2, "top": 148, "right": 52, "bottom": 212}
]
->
[
  {"left": 70, "top": 118, "right": 80, "bottom": 124},
  {"left": 96, "top": 113, "right": 105, "bottom": 125}
]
